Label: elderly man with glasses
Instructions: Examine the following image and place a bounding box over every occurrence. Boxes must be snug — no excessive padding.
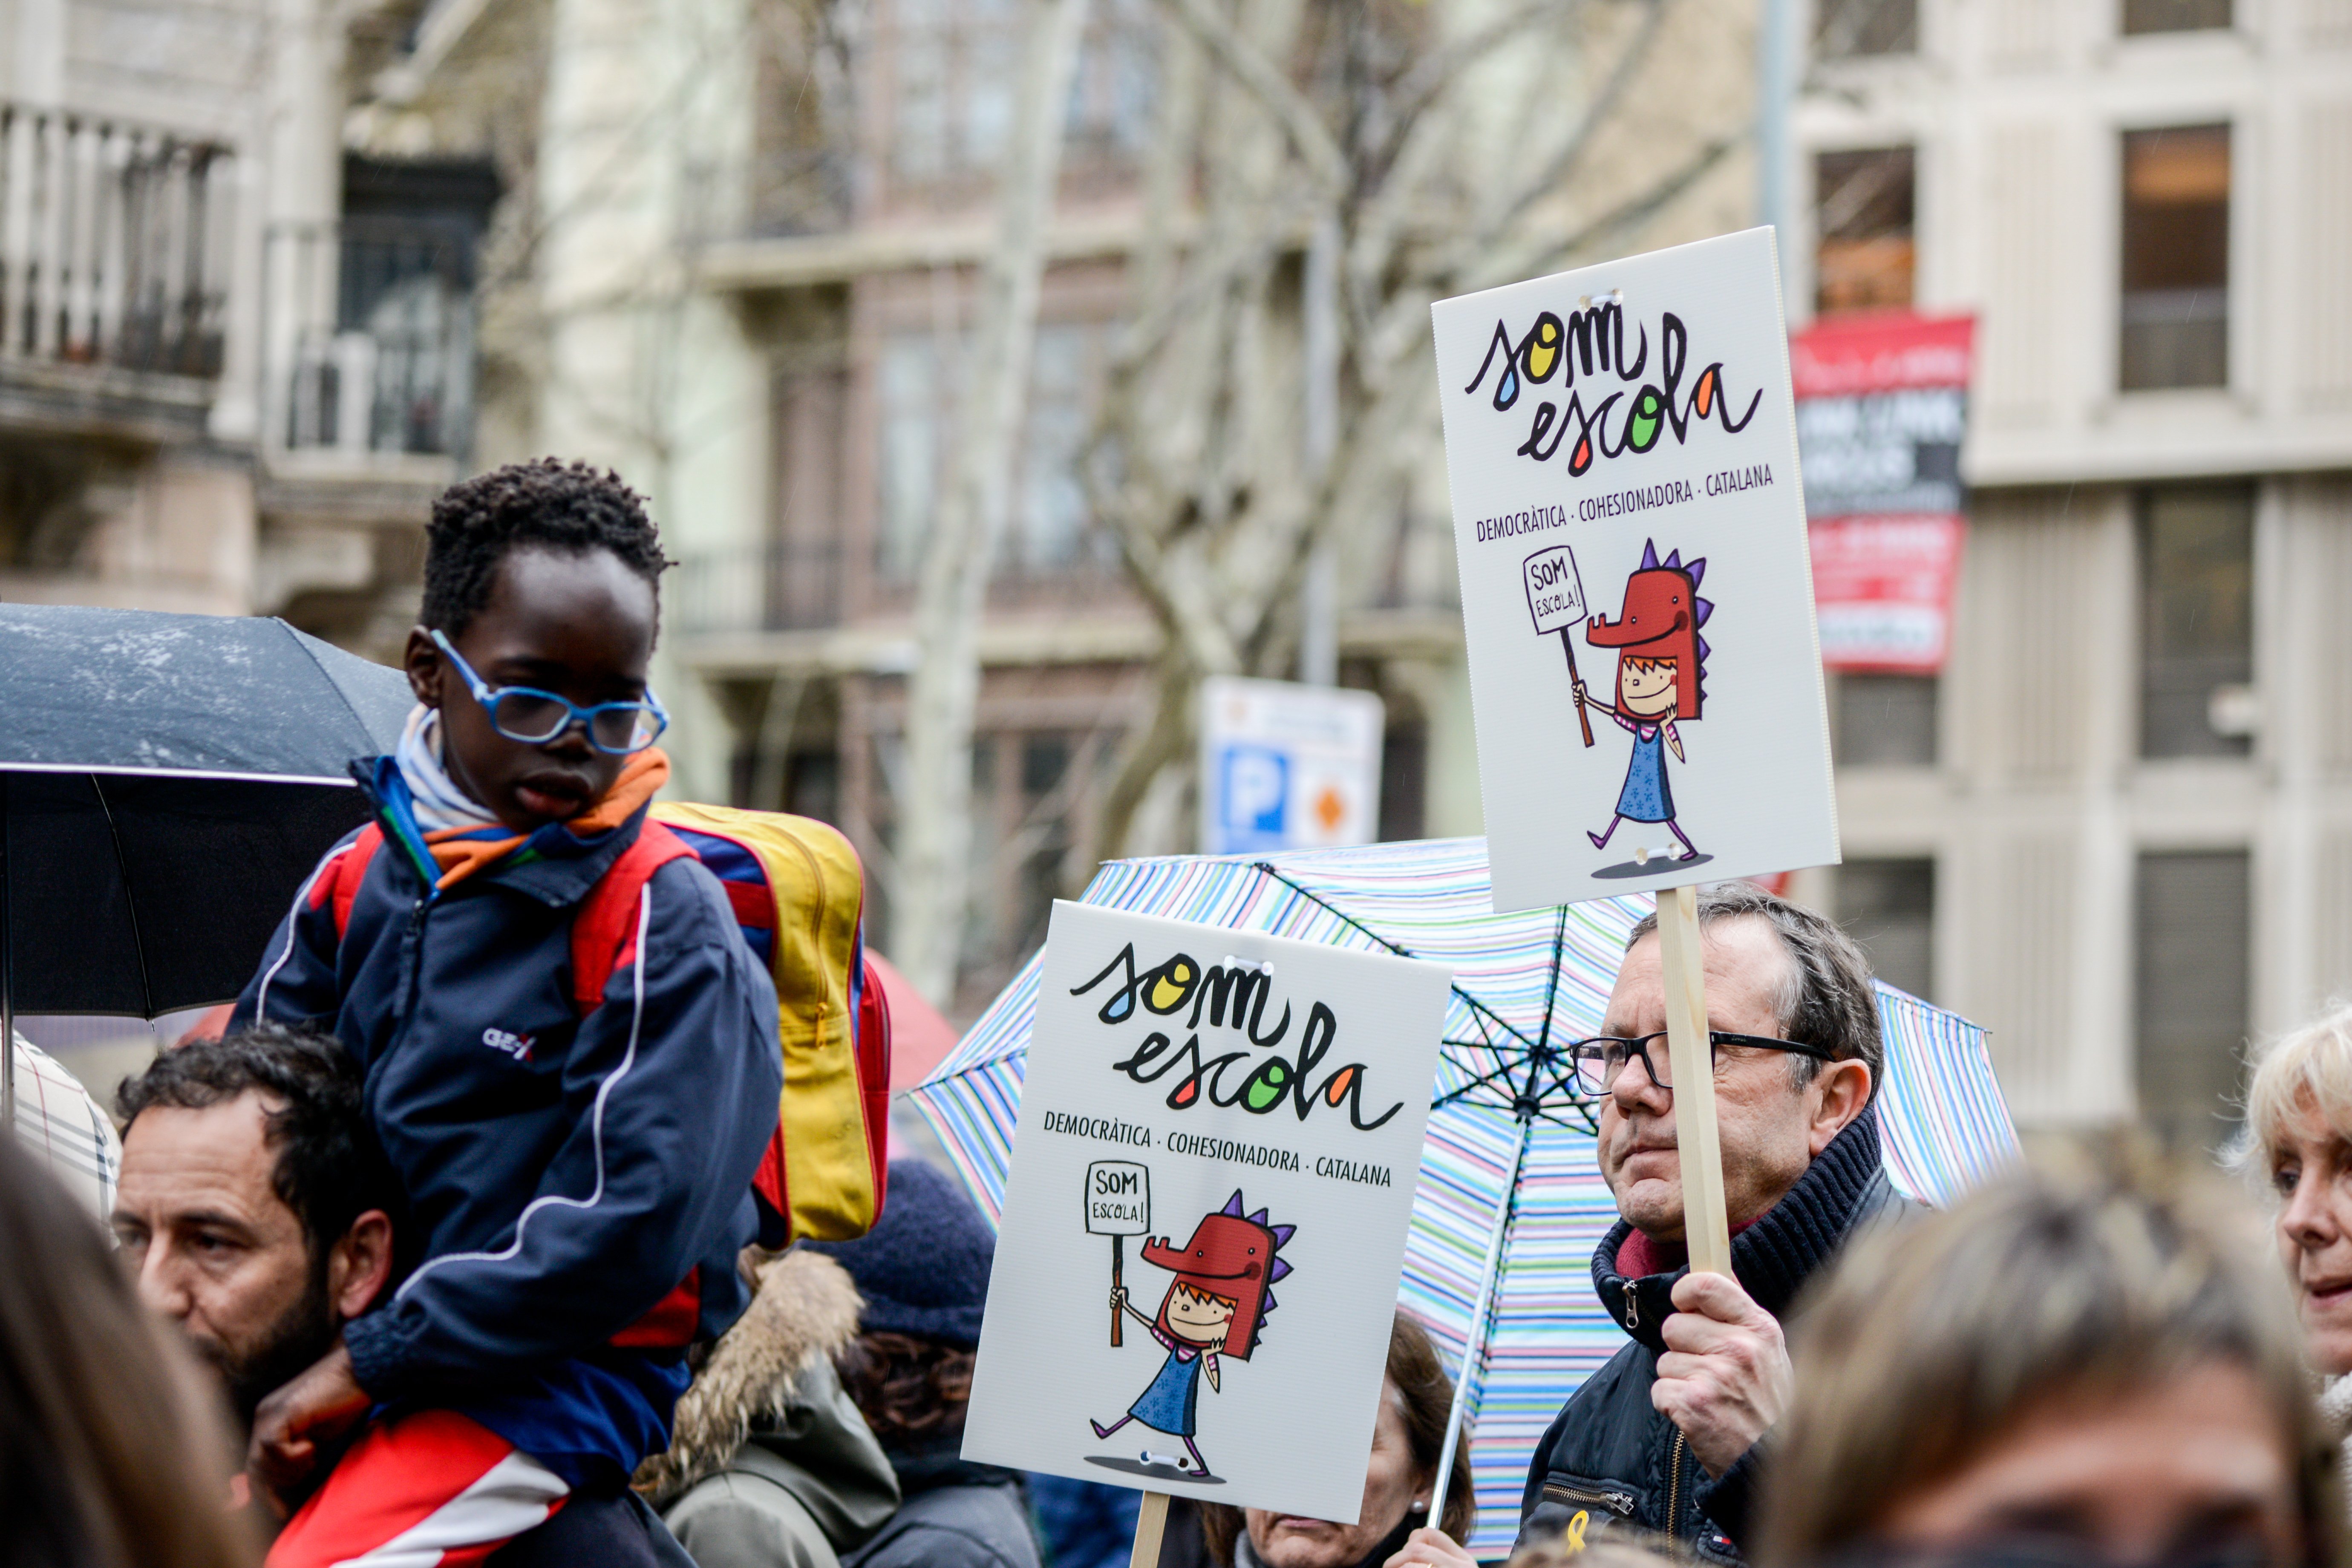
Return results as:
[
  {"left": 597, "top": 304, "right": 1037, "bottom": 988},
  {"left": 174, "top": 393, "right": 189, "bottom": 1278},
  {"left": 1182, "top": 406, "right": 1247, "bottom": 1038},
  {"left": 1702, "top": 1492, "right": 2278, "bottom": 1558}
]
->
[{"left": 1413, "top": 882, "right": 1908, "bottom": 1568}]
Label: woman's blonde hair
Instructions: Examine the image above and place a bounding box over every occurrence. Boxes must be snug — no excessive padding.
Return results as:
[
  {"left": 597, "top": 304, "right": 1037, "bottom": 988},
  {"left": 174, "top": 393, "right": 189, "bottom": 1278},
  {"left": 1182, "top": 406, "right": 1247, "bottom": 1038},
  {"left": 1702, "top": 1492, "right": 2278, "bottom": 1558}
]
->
[
  {"left": 2237, "top": 1001, "right": 2352, "bottom": 1173},
  {"left": 1507, "top": 1531, "right": 1693, "bottom": 1568},
  {"left": 1756, "top": 1137, "right": 2336, "bottom": 1568}
]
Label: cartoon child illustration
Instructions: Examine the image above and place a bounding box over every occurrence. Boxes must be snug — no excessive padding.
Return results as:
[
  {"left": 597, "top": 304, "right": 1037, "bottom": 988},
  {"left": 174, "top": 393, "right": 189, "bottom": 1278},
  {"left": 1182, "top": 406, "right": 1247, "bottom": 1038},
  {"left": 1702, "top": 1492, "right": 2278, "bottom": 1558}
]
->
[
  {"left": 1089, "top": 1190, "right": 1292, "bottom": 1480},
  {"left": 1573, "top": 540, "right": 1712, "bottom": 863}
]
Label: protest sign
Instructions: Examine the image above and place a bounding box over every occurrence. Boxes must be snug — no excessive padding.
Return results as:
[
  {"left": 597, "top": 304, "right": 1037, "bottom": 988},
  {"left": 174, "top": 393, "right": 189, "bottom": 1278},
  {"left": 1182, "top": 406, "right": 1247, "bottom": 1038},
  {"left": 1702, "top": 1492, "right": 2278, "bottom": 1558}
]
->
[
  {"left": 1791, "top": 312, "right": 1975, "bottom": 672},
  {"left": 963, "top": 902, "right": 1450, "bottom": 1524},
  {"left": 1433, "top": 228, "right": 1846, "bottom": 1280},
  {"left": 1431, "top": 227, "right": 1840, "bottom": 914}
]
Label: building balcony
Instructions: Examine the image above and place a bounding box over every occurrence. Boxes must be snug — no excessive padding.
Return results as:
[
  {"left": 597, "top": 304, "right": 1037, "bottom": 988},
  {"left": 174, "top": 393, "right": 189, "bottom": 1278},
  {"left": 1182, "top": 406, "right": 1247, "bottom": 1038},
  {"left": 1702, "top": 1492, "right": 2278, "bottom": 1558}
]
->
[
  {"left": 674, "top": 540, "right": 847, "bottom": 639},
  {"left": 0, "top": 101, "right": 233, "bottom": 442},
  {"left": 262, "top": 217, "right": 478, "bottom": 485}
]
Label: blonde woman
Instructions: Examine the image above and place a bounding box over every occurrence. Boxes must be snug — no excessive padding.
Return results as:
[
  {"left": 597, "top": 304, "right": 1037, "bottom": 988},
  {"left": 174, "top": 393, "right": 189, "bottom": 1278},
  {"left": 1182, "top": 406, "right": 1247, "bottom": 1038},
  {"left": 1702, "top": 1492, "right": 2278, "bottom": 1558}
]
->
[{"left": 2241, "top": 1003, "right": 2352, "bottom": 1485}]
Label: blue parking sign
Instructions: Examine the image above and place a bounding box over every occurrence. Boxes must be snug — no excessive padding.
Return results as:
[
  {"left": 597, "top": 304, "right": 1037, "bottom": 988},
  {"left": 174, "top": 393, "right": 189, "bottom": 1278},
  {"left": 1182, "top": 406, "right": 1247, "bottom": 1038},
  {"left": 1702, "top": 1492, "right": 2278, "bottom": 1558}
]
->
[{"left": 1216, "top": 744, "right": 1288, "bottom": 851}]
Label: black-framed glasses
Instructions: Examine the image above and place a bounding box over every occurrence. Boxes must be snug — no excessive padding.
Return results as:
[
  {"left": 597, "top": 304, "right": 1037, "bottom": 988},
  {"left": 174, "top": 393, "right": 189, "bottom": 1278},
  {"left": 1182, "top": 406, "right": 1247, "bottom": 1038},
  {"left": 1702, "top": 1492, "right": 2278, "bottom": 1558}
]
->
[
  {"left": 430, "top": 630, "right": 670, "bottom": 755},
  {"left": 1567, "top": 1031, "right": 1839, "bottom": 1095}
]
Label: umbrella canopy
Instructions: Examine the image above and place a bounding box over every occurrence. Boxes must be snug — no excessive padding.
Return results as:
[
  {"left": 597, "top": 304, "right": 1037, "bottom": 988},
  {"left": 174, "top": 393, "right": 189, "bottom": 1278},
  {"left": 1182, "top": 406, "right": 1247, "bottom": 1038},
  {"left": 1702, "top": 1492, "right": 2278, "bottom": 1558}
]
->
[
  {"left": 868, "top": 951, "right": 962, "bottom": 1092},
  {"left": 0, "top": 605, "right": 412, "bottom": 1024},
  {"left": 908, "top": 838, "right": 2019, "bottom": 1557}
]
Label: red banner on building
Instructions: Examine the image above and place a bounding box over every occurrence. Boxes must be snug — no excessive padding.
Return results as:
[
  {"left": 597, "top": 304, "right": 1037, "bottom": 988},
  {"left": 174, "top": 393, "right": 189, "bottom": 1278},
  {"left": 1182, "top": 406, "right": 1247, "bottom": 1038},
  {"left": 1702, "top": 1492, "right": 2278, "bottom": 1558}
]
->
[{"left": 1792, "top": 313, "right": 1975, "bottom": 673}]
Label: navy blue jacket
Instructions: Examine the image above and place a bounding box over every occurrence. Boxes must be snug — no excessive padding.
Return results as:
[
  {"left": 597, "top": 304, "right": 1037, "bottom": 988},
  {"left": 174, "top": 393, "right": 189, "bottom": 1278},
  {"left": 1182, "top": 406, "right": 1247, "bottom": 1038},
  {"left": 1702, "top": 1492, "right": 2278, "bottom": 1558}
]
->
[
  {"left": 233, "top": 764, "right": 784, "bottom": 1482},
  {"left": 1514, "top": 1109, "right": 1918, "bottom": 1562}
]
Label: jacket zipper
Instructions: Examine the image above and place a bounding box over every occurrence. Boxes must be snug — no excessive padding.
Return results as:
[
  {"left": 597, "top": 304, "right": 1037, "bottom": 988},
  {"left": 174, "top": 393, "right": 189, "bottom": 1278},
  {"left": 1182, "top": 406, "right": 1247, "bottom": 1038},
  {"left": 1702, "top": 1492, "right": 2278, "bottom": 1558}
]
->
[
  {"left": 398, "top": 897, "right": 431, "bottom": 1024},
  {"left": 1667, "top": 1429, "right": 1685, "bottom": 1534},
  {"left": 1542, "top": 1481, "right": 1636, "bottom": 1518}
]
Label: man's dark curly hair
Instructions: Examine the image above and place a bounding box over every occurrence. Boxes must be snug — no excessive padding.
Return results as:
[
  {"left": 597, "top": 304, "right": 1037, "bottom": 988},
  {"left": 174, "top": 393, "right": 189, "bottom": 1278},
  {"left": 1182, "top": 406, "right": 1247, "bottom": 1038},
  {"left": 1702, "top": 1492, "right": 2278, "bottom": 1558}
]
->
[
  {"left": 420, "top": 458, "right": 669, "bottom": 637},
  {"left": 118, "top": 1023, "right": 401, "bottom": 1264}
]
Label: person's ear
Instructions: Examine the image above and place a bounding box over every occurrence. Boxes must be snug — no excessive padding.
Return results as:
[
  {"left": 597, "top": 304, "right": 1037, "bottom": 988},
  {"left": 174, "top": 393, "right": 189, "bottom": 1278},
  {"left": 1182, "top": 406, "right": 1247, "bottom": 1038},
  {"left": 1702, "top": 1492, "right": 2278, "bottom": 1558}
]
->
[
  {"left": 328, "top": 1210, "right": 396, "bottom": 1321},
  {"left": 1806, "top": 1058, "right": 1872, "bottom": 1156},
  {"left": 404, "top": 626, "right": 444, "bottom": 709}
]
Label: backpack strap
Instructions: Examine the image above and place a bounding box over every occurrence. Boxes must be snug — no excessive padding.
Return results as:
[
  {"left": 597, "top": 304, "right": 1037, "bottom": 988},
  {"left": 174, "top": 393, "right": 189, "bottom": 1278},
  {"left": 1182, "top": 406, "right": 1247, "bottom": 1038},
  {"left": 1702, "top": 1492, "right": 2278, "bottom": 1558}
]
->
[
  {"left": 569, "top": 821, "right": 696, "bottom": 1014},
  {"left": 307, "top": 825, "right": 385, "bottom": 940}
]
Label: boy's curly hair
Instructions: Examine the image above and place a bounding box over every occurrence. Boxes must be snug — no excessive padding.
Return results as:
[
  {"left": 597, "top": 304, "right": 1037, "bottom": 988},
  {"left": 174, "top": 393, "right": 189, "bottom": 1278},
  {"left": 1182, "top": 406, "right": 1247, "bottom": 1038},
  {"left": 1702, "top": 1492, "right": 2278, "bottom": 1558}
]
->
[{"left": 421, "top": 458, "right": 669, "bottom": 637}]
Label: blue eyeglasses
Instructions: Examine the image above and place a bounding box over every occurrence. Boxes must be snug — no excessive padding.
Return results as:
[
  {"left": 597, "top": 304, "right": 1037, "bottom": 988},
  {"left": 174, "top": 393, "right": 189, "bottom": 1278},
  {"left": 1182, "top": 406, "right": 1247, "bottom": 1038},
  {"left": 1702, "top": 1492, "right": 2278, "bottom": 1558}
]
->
[{"left": 430, "top": 630, "right": 669, "bottom": 755}]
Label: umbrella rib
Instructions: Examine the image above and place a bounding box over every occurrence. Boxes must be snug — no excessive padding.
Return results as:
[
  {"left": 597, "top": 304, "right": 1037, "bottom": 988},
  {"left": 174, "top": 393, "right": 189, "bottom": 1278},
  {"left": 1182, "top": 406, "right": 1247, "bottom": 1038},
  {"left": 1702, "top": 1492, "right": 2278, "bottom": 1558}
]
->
[
  {"left": 1249, "top": 862, "right": 1544, "bottom": 1055},
  {"left": 1534, "top": 906, "right": 1568, "bottom": 1053},
  {"left": 275, "top": 617, "right": 381, "bottom": 753},
  {"left": 1437, "top": 1055, "right": 1535, "bottom": 1105},
  {"left": 89, "top": 774, "right": 156, "bottom": 1018}
]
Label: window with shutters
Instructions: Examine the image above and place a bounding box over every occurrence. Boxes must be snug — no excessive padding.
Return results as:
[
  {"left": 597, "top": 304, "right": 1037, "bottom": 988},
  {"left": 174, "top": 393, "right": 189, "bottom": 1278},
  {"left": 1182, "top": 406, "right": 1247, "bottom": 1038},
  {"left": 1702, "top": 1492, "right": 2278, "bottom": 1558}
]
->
[
  {"left": 1815, "top": 147, "right": 1915, "bottom": 317},
  {"left": 2122, "top": 0, "right": 2231, "bottom": 34},
  {"left": 2139, "top": 485, "right": 2255, "bottom": 759},
  {"left": 1817, "top": 0, "right": 1918, "bottom": 56},
  {"left": 1835, "top": 858, "right": 1936, "bottom": 1000},
  {"left": 1834, "top": 674, "right": 1938, "bottom": 767},
  {"left": 2121, "top": 125, "right": 2230, "bottom": 391},
  {"left": 2135, "top": 850, "right": 2250, "bottom": 1151}
]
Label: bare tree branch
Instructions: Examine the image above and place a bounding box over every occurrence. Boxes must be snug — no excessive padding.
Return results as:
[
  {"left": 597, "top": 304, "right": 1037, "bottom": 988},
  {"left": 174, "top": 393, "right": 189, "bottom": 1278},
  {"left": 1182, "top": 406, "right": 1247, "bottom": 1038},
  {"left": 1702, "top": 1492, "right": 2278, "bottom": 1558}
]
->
[
  {"left": 1149, "top": 0, "right": 1348, "bottom": 197},
  {"left": 1378, "top": 0, "right": 1583, "bottom": 153}
]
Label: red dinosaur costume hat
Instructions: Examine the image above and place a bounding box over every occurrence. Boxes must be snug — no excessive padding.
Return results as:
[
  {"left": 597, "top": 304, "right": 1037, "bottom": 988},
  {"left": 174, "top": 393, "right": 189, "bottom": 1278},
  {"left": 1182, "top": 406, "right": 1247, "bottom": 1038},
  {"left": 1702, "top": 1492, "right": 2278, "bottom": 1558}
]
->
[
  {"left": 1585, "top": 539, "right": 1713, "bottom": 721},
  {"left": 1138, "top": 1190, "right": 1294, "bottom": 1360}
]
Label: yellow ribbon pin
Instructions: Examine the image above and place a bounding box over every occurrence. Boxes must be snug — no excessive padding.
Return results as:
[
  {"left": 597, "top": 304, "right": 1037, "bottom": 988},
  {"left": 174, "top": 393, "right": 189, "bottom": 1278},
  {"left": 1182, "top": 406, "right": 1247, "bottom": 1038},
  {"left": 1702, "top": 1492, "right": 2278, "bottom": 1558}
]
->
[{"left": 1564, "top": 1509, "right": 1590, "bottom": 1555}]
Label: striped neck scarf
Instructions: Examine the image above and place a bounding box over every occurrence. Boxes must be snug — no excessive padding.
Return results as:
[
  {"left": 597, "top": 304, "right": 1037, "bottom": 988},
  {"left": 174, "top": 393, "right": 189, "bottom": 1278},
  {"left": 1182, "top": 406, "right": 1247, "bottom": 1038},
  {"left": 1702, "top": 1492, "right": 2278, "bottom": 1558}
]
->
[{"left": 392, "top": 705, "right": 669, "bottom": 891}]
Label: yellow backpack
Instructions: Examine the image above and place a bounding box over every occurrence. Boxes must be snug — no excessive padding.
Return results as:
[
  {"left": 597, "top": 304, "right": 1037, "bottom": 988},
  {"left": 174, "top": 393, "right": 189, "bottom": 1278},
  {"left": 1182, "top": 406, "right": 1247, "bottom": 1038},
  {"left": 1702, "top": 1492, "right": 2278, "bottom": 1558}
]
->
[{"left": 570, "top": 803, "right": 889, "bottom": 1244}]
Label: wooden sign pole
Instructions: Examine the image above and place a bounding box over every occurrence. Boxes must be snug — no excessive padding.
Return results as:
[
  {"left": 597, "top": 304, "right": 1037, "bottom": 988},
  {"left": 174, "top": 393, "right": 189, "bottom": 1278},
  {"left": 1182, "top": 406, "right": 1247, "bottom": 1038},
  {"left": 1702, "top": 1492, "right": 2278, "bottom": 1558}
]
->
[
  {"left": 1129, "top": 1492, "right": 1169, "bottom": 1568},
  {"left": 1655, "top": 884, "right": 1733, "bottom": 1276},
  {"left": 1557, "top": 628, "right": 1596, "bottom": 747}
]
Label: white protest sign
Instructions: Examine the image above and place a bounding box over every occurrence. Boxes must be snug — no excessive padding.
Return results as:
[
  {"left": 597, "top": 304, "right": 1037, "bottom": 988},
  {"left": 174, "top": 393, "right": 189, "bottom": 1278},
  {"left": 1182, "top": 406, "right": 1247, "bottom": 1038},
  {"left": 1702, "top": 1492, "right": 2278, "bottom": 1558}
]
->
[
  {"left": 1198, "top": 676, "right": 1385, "bottom": 855},
  {"left": 1431, "top": 228, "right": 1839, "bottom": 912},
  {"left": 963, "top": 902, "right": 1450, "bottom": 1522}
]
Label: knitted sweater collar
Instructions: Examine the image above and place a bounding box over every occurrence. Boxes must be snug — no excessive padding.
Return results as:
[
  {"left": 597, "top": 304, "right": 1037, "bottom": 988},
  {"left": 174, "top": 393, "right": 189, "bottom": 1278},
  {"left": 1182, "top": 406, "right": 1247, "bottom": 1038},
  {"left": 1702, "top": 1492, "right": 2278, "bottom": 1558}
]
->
[{"left": 1592, "top": 1105, "right": 1886, "bottom": 1352}]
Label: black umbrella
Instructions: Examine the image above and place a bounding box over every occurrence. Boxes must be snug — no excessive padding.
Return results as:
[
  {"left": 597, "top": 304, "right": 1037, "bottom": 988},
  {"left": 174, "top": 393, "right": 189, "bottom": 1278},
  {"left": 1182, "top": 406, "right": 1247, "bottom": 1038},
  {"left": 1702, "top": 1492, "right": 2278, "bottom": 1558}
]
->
[{"left": 0, "top": 604, "right": 412, "bottom": 1123}]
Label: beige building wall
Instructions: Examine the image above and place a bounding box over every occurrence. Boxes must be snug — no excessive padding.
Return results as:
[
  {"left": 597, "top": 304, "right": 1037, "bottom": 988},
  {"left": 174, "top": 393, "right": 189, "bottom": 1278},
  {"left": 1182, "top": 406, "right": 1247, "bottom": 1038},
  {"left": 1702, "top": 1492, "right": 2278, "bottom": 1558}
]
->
[
  {"left": 1792, "top": 0, "right": 2352, "bottom": 1133},
  {"left": 0, "top": 0, "right": 442, "bottom": 634}
]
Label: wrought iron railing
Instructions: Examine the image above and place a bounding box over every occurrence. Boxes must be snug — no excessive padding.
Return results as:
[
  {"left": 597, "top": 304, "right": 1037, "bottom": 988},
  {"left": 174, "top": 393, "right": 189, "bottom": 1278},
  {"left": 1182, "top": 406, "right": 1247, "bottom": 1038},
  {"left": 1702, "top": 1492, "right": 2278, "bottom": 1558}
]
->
[
  {"left": 265, "top": 218, "right": 478, "bottom": 458},
  {"left": 0, "top": 101, "right": 232, "bottom": 377},
  {"left": 672, "top": 542, "right": 847, "bottom": 636}
]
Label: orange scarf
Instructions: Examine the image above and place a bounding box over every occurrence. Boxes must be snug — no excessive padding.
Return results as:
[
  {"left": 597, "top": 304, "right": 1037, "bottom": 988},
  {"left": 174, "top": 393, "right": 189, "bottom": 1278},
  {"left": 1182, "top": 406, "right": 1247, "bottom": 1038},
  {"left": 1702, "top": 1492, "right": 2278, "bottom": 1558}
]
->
[{"left": 423, "top": 748, "right": 671, "bottom": 891}]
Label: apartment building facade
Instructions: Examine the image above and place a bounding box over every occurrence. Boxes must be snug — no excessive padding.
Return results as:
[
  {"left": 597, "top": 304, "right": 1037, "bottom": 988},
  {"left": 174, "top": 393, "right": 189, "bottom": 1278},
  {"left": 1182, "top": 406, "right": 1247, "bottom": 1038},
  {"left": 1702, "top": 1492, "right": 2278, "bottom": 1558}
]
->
[
  {"left": 0, "top": 0, "right": 493, "bottom": 657},
  {"left": 1789, "top": 0, "right": 2352, "bottom": 1143},
  {"left": 366, "top": 0, "right": 1761, "bottom": 1015}
]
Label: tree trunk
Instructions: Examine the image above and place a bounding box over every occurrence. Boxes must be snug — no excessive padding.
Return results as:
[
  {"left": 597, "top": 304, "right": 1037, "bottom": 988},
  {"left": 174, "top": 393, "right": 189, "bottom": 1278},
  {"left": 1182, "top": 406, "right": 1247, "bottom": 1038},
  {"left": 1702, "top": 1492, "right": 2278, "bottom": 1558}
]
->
[{"left": 891, "top": 0, "right": 1091, "bottom": 1006}]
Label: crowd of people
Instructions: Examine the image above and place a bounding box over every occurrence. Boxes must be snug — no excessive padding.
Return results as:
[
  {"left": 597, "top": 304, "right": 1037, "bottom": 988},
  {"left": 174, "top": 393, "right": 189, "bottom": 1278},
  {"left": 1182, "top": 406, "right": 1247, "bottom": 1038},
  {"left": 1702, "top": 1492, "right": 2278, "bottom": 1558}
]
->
[{"left": 7, "top": 457, "right": 2352, "bottom": 1568}]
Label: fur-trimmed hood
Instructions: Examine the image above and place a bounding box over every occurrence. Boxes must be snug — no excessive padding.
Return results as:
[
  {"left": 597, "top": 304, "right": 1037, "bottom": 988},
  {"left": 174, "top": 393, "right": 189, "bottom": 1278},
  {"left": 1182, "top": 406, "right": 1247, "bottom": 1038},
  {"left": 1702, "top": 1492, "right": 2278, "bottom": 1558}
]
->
[{"left": 637, "top": 1246, "right": 868, "bottom": 1501}]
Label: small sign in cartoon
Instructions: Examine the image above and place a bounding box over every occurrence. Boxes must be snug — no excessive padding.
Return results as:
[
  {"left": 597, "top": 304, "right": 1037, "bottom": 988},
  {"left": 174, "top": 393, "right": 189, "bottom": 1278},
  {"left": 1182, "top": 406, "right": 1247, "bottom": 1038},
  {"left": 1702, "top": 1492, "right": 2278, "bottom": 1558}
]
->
[
  {"left": 1085, "top": 1188, "right": 1292, "bottom": 1484},
  {"left": 1085, "top": 1160, "right": 1150, "bottom": 1347},
  {"left": 1522, "top": 544, "right": 1595, "bottom": 746},
  {"left": 1574, "top": 540, "right": 1714, "bottom": 875}
]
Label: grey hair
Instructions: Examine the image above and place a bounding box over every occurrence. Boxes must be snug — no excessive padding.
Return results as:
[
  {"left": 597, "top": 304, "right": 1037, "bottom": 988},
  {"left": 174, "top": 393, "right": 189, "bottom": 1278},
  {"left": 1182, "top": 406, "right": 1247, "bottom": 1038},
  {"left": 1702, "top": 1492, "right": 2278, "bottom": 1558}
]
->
[
  {"left": 1627, "top": 881, "right": 1883, "bottom": 1102},
  {"left": 2231, "top": 1000, "right": 2352, "bottom": 1179}
]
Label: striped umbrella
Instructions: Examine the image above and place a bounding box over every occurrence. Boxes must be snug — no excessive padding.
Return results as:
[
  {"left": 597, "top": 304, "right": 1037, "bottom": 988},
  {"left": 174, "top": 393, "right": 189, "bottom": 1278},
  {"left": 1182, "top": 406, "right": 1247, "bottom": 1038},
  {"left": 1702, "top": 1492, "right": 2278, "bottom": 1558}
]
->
[{"left": 909, "top": 838, "right": 2018, "bottom": 1558}]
